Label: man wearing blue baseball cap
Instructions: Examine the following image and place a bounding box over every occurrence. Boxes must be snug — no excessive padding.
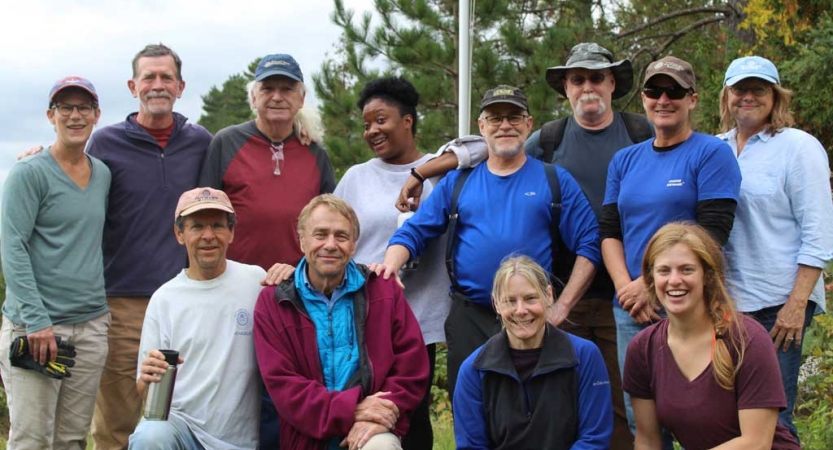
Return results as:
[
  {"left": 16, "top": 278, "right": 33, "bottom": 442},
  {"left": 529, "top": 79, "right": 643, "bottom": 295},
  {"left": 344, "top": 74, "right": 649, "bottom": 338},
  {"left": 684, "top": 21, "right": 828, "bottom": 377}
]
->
[
  {"left": 0, "top": 76, "right": 111, "bottom": 448},
  {"left": 198, "top": 53, "right": 336, "bottom": 446}
]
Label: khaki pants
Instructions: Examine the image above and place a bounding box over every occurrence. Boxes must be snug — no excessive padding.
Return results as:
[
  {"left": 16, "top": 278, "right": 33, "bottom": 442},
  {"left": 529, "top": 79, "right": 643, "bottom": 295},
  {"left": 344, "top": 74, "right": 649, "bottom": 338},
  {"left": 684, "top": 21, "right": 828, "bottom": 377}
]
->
[
  {"left": 362, "top": 432, "right": 402, "bottom": 450},
  {"left": 0, "top": 313, "right": 110, "bottom": 450},
  {"left": 91, "top": 297, "right": 150, "bottom": 450}
]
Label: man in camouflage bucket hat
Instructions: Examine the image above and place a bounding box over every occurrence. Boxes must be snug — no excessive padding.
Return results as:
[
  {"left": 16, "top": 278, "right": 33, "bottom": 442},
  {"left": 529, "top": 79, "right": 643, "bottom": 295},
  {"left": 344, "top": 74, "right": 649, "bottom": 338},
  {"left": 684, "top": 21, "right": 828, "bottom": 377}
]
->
[{"left": 396, "top": 42, "right": 653, "bottom": 449}]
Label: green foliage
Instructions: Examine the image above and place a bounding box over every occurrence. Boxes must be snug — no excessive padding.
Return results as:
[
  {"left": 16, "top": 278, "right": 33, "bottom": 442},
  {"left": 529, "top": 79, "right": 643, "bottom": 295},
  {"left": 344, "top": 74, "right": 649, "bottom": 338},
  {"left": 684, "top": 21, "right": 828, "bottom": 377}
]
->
[
  {"left": 794, "top": 273, "right": 833, "bottom": 449},
  {"left": 197, "top": 59, "right": 260, "bottom": 134},
  {"left": 780, "top": 13, "right": 833, "bottom": 163}
]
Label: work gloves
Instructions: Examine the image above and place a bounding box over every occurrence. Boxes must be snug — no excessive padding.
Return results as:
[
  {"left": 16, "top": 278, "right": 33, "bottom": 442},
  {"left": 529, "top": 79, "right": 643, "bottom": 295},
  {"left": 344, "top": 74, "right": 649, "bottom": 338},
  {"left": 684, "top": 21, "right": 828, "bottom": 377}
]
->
[{"left": 9, "top": 336, "right": 76, "bottom": 379}]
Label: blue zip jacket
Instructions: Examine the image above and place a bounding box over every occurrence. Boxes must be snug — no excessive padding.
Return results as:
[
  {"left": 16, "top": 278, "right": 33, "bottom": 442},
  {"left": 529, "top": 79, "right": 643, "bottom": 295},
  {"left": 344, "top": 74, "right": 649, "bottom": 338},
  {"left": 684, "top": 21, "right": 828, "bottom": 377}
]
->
[{"left": 454, "top": 324, "right": 612, "bottom": 449}]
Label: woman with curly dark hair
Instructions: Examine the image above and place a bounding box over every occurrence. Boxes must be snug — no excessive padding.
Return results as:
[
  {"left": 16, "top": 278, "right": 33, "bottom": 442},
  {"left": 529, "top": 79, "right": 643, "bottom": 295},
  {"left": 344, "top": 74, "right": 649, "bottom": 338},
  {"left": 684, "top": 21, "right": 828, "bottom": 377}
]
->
[{"left": 334, "top": 76, "right": 449, "bottom": 450}]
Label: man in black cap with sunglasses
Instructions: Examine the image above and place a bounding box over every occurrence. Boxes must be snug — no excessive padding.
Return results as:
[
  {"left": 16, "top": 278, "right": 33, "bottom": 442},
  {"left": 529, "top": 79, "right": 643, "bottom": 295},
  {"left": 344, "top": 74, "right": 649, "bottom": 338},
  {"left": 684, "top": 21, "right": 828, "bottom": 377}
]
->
[{"left": 395, "top": 42, "right": 649, "bottom": 448}]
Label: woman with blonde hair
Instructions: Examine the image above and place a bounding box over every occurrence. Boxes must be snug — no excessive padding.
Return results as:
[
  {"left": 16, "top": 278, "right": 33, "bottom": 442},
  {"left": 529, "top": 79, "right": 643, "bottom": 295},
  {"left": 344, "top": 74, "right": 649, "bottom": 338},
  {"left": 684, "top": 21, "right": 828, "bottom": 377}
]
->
[
  {"left": 453, "top": 255, "right": 612, "bottom": 449},
  {"left": 717, "top": 55, "right": 833, "bottom": 440},
  {"left": 623, "top": 222, "right": 799, "bottom": 449}
]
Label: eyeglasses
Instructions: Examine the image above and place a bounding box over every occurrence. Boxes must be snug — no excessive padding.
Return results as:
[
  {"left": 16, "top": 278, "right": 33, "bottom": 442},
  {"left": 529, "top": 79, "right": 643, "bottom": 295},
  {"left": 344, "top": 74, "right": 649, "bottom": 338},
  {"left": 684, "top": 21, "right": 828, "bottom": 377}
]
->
[
  {"left": 483, "top": 114, "right": 529, "bottom": 126},
  {"left": 642, "top": 85, "right": 692, "bottom": 100},
  {"left": 568, "top": 73, "right": 607, "bottom": 86},
  {"left": 270, "top": 141, "right": 285, "bottom": 176},
  {"left": 728, "top": 85, "right": 772, "bottom": 97},
  {"left": 52, "top": 103, "right": 96, "bottom": 117}
]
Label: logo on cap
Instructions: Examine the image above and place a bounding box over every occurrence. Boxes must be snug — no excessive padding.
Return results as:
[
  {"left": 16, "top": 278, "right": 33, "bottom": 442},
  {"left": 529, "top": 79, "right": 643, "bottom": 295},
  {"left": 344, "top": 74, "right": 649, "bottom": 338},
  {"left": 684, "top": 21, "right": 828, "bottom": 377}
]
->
[{"left": 654, "top": 61, "right": 685, "bottom": 72}]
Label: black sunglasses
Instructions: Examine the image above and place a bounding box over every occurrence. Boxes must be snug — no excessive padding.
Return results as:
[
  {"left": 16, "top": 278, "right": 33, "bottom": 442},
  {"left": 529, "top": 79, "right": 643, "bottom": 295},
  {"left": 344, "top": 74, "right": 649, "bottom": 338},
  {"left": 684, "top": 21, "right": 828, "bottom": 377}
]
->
[
  {"left": 642, "top": 85, "right": 692, "bottom": 100},
  {"left": 568, "top": 73, "right": 607, "bottom": 86}
]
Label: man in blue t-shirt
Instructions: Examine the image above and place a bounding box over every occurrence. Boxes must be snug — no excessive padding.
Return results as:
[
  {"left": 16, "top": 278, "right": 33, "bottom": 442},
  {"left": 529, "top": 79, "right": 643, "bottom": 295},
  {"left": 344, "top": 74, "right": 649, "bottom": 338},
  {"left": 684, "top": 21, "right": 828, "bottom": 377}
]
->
[{"left": 379, "top": 85, "right": 601, "bottom": 400}]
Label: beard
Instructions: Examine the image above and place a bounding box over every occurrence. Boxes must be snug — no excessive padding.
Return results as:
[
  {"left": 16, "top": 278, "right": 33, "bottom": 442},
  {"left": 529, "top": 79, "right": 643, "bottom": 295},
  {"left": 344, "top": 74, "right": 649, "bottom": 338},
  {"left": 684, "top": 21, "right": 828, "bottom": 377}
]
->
[{"left": 492, "top": 141, "right": 523, "bottom": 158}]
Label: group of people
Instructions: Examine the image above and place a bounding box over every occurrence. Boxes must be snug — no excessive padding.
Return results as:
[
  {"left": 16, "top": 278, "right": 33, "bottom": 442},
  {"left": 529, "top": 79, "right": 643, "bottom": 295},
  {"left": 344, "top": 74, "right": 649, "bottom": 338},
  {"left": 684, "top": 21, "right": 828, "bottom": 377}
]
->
[{"left": 0, "top": 39, "right": 830, "bottom": 450}]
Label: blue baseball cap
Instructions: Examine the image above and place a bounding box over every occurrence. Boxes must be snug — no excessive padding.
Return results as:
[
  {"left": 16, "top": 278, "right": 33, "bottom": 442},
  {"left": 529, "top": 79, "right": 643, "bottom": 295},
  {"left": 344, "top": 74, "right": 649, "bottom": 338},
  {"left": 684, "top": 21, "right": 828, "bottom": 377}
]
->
[
  {"left": 254, "top": 54, "right": 303, "bottom": 83},
  {"left": 49, "top": 76, "right": 98, "bottom": 105},
  {"left": 723, "top": 56, "right": 780, "bottom": 86}
]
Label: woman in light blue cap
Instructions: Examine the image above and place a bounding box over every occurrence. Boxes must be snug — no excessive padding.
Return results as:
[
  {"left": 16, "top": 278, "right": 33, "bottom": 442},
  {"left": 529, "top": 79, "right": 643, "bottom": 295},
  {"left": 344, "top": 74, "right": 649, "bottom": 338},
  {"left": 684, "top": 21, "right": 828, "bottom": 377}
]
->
[{"left": 718, "top": 55, "right": 833, "bottom": 441}]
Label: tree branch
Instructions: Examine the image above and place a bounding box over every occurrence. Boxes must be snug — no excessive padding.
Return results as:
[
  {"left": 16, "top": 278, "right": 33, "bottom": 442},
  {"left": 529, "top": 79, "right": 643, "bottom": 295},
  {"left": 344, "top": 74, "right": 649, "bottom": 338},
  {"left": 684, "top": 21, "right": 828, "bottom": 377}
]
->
[{"left": 617, "top": 6, "right": 737, "bottom": 38}]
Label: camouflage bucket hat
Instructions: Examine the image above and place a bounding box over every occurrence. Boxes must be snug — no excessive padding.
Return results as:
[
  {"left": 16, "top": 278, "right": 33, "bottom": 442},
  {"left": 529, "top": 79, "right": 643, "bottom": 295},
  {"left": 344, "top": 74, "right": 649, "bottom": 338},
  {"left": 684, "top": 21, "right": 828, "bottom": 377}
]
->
[{"left": 545, "top": 42, "right": 634, "bottom": 100}]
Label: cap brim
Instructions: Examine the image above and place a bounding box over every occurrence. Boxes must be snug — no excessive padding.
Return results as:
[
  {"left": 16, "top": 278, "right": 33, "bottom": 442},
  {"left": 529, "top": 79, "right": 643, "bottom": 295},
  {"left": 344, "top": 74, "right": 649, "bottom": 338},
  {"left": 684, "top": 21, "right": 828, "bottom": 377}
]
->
[
  {"left": 51, "top": 85, "right": 98, "bottom": 103},
  {"left": 178, "top": 203, "right": 235, "bottom": 218},
  {"left": 480, "top": 99, "right": 528, "bottom": 112},
  {"left": 545, "top": 59, "right": 633, "bottom": 99},
  {"left": 254, "top": 69, "right": 302, "bottom": 83},
  {"left": 724, "top": 73, "right": 779, "bottom": 86},
  {"left": 644, "top": 72, "right": 693, "bottom": 90}
]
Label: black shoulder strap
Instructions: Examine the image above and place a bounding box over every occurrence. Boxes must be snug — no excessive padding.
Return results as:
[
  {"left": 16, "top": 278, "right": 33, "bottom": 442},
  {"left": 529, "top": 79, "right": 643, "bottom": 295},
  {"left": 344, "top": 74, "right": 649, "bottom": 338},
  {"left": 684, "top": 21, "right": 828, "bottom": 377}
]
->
[
  {"left": 445, "top": 169, "right": 474, "bottom": 293},
  {"left": 543, "top": 163, "right": 565, "bottom": 291},
  {"left": 621, "top": 112, "right": 653, "bottom": 144},
  {"left": 538, "top": 118, "right": 568, "bottom": 163}
]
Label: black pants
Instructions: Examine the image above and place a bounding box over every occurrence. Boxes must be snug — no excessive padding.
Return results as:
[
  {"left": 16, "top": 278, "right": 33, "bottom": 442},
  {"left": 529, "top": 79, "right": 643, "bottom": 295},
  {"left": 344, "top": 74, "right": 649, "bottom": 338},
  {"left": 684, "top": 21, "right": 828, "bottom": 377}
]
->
[
  {"left": 401, "top": 343, "right": 436, "bottom": 450},
  {"left": 444, "top": 291, "right": 502, "bottom": 401}
]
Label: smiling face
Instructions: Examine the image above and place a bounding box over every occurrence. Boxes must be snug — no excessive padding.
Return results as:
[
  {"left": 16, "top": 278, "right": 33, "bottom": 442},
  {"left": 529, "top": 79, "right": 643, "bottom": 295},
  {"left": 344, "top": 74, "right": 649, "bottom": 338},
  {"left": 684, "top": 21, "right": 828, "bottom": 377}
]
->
[
  {"left": 299, "top": 204, "right": 357, "bottom": 292},
  {"left": 253, "top": 76, "right": 305, "bottom": 126},
  {"left": 362, "top": 97, "right": 416, "bottom": 164},
  {"left": 642, "top": 75, "right": 697, "bottom": 136},
  {"left": 128, "top": 55, "right": 184, "bottom": 118},
  {"left": 175, "top": 209, "right": 234, "bottom": 281},
  {"left": 563, "top": 68, "right": 615, "bottom": 125},
  {"left": 651, "top": 242, "right": 706, "bottom": 318},
  {"left": 495, "top": 274, "right": 550, "bottom": 350},
  {"left": 727, "top": 78, "right": 774, "bottom": 133},
  {"left": 48, "top": 89, "right": 100, "bottom": 149},
  {"left": 478, "top": 103, "right": 533, "bottom": 159}
]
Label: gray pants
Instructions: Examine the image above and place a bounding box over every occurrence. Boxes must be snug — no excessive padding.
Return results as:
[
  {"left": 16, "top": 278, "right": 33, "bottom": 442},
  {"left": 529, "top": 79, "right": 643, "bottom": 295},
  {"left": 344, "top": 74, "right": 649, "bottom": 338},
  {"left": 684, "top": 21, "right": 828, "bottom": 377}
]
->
[{"left": 0, "top": 313, "right": 110, "bottom": 450}]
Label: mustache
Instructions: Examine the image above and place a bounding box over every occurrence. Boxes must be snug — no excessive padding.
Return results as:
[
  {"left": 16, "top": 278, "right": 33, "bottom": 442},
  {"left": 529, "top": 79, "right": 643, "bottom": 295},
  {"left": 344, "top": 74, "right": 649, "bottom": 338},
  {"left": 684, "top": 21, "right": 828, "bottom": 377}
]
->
[
  {"left": 147, "top": 92, "right": 172, "bottom": 99},
  {"left": 579, "top": 93, "right": 602, "bottom": 103}
]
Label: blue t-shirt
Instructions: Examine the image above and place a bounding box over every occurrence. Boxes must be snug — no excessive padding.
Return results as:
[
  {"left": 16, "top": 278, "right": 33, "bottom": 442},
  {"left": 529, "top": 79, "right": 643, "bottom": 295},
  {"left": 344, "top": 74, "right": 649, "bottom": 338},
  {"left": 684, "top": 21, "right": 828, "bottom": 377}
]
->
[
  {"left": 391, "top": 157, "right": 600, "bottom": 305},
  {"left": 603, "top": 132, "right": 741, "bottom": 279}
]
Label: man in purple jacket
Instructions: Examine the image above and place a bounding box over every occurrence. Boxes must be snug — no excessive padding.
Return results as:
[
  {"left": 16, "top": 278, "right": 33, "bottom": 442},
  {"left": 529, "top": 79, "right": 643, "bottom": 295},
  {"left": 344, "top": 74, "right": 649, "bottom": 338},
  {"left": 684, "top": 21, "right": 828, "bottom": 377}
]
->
[
  {"left": 253, "top": 194, "right": 429, "bottom": 450},
  {"left": 86, "top": 44, "right": 212, "bottom": 449}
]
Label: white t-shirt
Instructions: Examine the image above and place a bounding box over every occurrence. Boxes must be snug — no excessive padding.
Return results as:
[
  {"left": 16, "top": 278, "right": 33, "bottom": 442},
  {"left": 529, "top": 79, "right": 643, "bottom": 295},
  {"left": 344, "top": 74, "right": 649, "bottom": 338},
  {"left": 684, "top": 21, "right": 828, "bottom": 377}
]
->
[
  {"left": 138, "top": 260, "right": 266, "bottom": 450},
  {"left": 335, "top": 155, "right": 451, "bottom": 344}
]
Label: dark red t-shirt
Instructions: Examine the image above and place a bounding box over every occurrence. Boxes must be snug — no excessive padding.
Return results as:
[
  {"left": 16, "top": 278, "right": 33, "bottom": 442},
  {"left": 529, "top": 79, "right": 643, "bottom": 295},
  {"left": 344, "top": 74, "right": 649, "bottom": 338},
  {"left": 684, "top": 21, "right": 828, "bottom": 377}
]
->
[
  {"left": 623, "top": 316, "right": 799, "bottom": 450},
  {"left": 139, "top": 121, "right": 175, "bottom": 149}
]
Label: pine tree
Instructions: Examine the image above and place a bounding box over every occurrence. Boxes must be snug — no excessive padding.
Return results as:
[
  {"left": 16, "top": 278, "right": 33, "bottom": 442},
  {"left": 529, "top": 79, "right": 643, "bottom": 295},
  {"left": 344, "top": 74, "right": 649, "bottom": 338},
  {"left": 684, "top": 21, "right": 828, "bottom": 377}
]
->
[{"left": 198, "top": 59, "right": 260, "bottom": 134}]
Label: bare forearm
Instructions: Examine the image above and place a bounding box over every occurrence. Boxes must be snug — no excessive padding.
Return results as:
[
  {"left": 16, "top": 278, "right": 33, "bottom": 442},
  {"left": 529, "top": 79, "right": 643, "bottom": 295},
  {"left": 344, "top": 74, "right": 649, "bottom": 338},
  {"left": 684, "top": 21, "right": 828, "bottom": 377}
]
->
[
  {"left": 556, "top": 256, "right": 596, "bottom": 312},
  {"left": 787, "top": 264, "right": 823, "bottom": 307},
  {"left": 418, "top": 151, "right": 458, "bottom": 178}
]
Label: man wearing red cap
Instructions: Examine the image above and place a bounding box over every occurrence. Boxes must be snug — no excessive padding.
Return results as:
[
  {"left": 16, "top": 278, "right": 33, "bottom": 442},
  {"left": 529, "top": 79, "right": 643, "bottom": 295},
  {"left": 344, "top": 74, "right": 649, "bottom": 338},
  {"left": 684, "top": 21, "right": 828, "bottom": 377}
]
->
[{"left": 0, "top": 76, "right": 111, "bottom": 448}]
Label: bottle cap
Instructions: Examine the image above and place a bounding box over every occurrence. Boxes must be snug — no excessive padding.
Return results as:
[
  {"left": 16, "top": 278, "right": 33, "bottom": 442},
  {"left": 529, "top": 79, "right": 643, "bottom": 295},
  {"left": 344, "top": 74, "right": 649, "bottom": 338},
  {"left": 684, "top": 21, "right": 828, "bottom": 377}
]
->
[{"left": 160, "top": 349, "right": 179, "bottom": 366}]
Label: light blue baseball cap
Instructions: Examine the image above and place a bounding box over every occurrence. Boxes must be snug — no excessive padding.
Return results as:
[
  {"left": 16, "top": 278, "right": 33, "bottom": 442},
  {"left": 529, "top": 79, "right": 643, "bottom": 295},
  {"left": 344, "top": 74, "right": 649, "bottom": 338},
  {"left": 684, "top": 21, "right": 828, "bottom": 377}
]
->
[{"left": 723, "top": 56, "right": 780, "bottom": 86}]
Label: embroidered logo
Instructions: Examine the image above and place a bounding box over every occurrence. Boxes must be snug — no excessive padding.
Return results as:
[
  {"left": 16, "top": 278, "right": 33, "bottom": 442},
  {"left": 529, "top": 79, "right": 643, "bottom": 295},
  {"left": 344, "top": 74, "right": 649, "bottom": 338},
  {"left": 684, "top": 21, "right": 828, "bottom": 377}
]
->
[
  {"left": 524, "top": 192, "right": 537, "bottom": 197},
  {"left": 666, "top": 179, "right": 684, "bottom": 187},
  {"left": 235, "top": 309, "right": 252, "bottom": 336}
]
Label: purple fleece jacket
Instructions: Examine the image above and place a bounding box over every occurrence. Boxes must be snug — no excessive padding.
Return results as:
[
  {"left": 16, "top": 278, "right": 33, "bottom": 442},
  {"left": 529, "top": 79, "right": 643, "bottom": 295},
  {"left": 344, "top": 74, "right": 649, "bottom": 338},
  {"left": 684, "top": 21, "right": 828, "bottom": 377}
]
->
[{"left": 87, "top": 112, "right": 211, "bottom": 297}]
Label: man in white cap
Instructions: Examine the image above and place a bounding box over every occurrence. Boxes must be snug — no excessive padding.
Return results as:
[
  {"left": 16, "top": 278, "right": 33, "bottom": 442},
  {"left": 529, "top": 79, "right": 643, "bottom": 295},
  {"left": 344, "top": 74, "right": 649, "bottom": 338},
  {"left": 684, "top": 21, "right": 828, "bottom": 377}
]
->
[
  {"left": 130, "top": 187, "right": 266, "bottom": 450},
  {"left": 0, "top": 76, "right": 111, "bottom": 449}
]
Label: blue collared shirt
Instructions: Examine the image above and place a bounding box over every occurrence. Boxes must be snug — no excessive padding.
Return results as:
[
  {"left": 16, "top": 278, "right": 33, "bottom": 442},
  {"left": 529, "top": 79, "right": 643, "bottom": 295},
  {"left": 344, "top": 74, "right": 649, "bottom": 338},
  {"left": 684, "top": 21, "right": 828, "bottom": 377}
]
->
[{"left": 719, "top": 127, "right": 833, "bottom": 312}]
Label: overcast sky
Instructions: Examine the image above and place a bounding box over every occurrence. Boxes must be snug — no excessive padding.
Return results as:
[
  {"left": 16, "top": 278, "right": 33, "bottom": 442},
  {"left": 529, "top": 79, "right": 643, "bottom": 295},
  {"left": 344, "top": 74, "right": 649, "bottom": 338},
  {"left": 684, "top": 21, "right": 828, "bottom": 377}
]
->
[{"left": 0, "top": 0, "right": 375, "bottom": 200}]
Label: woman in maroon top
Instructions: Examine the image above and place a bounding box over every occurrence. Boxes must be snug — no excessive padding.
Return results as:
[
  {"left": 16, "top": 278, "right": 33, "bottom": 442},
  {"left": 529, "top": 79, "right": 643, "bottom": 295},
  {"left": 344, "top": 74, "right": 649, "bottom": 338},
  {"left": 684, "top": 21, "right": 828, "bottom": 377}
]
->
[{"left": 623, "top": 223, "right": 799, "bottom": 449}]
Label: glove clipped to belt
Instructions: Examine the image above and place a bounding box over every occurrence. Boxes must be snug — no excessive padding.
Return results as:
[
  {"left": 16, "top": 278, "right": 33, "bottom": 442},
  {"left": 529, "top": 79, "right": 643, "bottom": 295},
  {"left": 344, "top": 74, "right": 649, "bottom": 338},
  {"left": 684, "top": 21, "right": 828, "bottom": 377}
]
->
[{"left": 9, "top": 336, "right": 76, "bottom": 379}]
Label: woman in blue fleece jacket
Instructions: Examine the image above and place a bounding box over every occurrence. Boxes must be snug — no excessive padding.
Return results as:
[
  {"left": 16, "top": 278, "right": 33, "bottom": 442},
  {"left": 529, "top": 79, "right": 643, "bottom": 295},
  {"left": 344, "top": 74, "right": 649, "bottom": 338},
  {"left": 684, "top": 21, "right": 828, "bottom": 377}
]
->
[{"left": 453, "top": 255, "right": 613, "bottom": 449}]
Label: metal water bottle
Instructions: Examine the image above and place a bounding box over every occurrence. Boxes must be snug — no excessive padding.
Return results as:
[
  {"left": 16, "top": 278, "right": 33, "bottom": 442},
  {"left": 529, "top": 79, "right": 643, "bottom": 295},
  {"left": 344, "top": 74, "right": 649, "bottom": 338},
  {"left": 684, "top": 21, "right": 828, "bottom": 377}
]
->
[
  {"left": 143, "top": 349, "right": 179, "bottom": 420},
  {"left": 397, "top": 210, "right": 419, "bottom": 270}
]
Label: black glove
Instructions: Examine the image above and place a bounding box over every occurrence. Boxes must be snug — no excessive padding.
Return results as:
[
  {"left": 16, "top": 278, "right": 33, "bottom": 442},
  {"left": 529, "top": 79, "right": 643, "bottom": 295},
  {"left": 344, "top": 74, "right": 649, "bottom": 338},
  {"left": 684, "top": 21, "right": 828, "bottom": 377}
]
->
[{"left": 9, "top": 336, "right": 76, "bottom": 379}]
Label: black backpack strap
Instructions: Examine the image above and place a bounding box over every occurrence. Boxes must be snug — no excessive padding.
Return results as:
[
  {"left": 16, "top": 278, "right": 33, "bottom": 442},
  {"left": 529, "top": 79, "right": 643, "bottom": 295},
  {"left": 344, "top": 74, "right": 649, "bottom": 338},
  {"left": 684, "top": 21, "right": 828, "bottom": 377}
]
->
[
  {"left": 621, "top": 112, "right": 653, "bottom": 144},
  {"left": 445, "top": 169, "right": 474, "bottom": 293},
  {"left": 543, "top": 163, "right": 565, "bottom": 291},
  {"left": 538, "top": 118, "right": 568, "bottom": 163}
]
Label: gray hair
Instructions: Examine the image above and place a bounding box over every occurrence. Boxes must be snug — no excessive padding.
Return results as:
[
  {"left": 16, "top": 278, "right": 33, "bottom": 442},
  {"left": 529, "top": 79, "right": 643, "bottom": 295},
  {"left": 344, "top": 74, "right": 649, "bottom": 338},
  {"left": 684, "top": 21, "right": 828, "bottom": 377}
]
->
[{"left": 246, "top": 79, "right": 323, "bottom": 144}]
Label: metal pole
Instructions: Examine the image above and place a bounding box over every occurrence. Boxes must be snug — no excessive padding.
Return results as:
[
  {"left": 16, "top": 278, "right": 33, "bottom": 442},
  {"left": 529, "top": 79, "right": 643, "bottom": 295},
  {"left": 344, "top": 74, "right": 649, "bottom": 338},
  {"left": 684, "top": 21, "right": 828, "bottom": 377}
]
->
[{"left": 457, "top": 0, "right": 471, "bottom": 137}]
